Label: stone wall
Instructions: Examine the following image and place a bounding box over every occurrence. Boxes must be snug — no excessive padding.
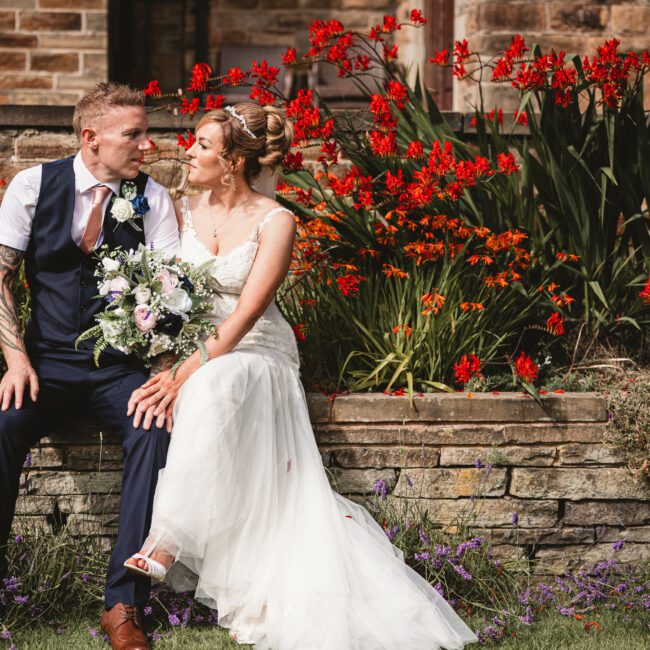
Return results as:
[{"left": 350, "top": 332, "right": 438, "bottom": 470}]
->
[
  {"left": 455, "top": 0, "right": 650, "bottom": 111},
  {"left": 13, "top": 392, "right": 650, "bottom": 575},
  {"left": 0, "top": 0, "right": 108, "bottom": 105}
]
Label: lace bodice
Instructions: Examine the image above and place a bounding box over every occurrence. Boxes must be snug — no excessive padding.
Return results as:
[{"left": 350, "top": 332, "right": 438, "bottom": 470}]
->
[{"left": 180, "top": 197, "right": 300, "bottom": 368}]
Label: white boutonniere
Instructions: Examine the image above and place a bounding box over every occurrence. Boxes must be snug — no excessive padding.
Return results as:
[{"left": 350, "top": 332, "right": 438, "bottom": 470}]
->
[{"left": 110, "top": 181, "right": 150, "bottom": 231}]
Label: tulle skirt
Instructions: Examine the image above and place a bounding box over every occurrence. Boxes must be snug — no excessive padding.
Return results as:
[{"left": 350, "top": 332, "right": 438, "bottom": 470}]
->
[{"left": 144, "top": 349, "right": 478, "bottom": 649}]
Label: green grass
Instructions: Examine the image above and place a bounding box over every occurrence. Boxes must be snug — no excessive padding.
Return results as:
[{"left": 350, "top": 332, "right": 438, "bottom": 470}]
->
[
  {"left": 469, "top": 609, "right": 649, "bottom": 649},
  {"left": 6, "top": 609, "right": 648, "bottom": 649}
]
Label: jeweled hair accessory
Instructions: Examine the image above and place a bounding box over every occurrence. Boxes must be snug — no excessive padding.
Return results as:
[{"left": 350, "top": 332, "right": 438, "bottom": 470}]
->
[{"left": 225, "top": 105, "right": 257, "bottom": 138}]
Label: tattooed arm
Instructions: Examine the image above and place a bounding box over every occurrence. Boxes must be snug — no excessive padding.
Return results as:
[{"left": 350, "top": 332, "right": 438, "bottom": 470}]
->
[{"left": 0, "top": 244, "right": 38, "bottom": 410}]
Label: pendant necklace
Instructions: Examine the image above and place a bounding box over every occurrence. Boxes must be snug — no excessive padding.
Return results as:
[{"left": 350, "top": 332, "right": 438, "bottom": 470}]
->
[{"left": 208, "top": 192, "right": 253, "bottom": 239}]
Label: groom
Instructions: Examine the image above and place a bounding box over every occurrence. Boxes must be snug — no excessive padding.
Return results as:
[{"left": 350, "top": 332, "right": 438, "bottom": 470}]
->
[{"left": 0, "top": 82, "right": 179, "bottom": 649}]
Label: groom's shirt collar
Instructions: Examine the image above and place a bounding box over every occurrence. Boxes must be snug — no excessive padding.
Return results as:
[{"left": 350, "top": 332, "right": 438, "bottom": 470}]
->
[{"left": 74, "top": 152, "right": 122, "bottom": 196}]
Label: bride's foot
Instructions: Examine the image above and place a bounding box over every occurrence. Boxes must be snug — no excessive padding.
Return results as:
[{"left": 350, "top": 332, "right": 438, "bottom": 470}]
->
[{"left": 124, "top": 549, "right": 174, "bottom": 582}]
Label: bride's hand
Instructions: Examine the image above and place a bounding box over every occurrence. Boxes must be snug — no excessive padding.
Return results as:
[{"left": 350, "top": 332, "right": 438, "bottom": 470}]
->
[{"left": 127, "top": 357, "right": 199, "bottom": 432}]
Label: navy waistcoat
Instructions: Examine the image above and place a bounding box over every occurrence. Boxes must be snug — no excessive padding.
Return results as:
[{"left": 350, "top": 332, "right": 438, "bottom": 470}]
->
[{"left": 24, "top": 156, "right": 148, "bottom": 362}]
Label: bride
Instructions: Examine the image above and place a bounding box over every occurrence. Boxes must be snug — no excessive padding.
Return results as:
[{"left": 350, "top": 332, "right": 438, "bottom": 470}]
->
[{"left": 124, "top": 102, "right": 478, "bottom": 649}]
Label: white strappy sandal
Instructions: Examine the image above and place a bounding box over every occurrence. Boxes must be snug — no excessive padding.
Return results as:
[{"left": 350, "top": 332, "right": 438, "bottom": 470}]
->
[{"left": 123, "top": 552, "right": 168, "bottom": 583}]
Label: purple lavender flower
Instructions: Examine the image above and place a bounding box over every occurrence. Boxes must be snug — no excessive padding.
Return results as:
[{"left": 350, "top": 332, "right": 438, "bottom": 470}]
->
[
  {"left": 406, "top": 475, "right": 414, "bottom": 489},
  {"left": 485, "top": 462, "right": 492, "bottom": 478},
  {"left": 414, "top": 551, "right": 430, "bottom": 562},
  {"left": 520, "top": 606, "right": 534, "bottom": 625},
  {"left": 418, "top": 528, "right": 429, "bottom": 546},
  {"left": 456, "top": 537, "right": 484, "bottom": 556},
  {"left": 433, "top": 582, "right": 445, "bottom": 597},
  {"left": 88, "top": 627, "right": 99, "bottom": 639},
  {"left": 384, "top": 524, "right": 399, "bottom": 541},
  {"left": 511, "top": 512, "right": 519, "bottom": 525},
  {"left": 144, "top": 606, "right": 153, "bottom": 616},
  {"left": 24, "top": 452, "right": 32, "bottom": 468},
  {"left": 168, "top": 613, "right": 180, "bottom": 626},
  {"left": 452, "top": 564, "right": 472, "bottom": 580},
  {"left": 4, "top": 577, "right": 20, "bottom": 593},
  {"left": 14, "top": 595, "right": 28, "bottom": 605},
  {"left": 558, "top": 606, "right": 575, "bottom": 616},
  {"left": 474, "top": 458, "right": 483, "bottom": 469},
  {"left": 0, "top": 630, "right": 11, "bottom": 640},
  {"left": 612, "top": 539, "right": 625, "bottom": 551},
  {"left": 372, "top": 478, "right": 389, "bottom": 501}
]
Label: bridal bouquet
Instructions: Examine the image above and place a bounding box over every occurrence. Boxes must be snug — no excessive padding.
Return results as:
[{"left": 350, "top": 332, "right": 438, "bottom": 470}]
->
[{"left": 77, "top": 245, "right": 217, "bottom": 365}]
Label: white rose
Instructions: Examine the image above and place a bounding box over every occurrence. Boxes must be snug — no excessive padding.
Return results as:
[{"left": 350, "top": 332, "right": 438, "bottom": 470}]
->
[
  {"left": 102, "top": 257, "right": 120, "bottom": 272},
  {"left": 134, "top": 284, "right": 152, "bottom": 305},
  {"left": 148, "top": 334, "right": 171, "bottom": 357},
  {"left": 111, "top": 197, "right": 135, "bottom": 223},
  {"left": 161, "top": 287, "right": 192, "bottom": 317},
  {"left": 99, "top": 319, "right": 122, "bottom": 342}
]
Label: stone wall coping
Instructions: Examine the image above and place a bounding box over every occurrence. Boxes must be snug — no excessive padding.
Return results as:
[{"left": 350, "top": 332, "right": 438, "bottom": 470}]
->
[
  {"left": 0, "top": 104, "right": 517, "bottom": 134},
  {"left": 307, "top": 392, "right": 606, "bottom": 423}
]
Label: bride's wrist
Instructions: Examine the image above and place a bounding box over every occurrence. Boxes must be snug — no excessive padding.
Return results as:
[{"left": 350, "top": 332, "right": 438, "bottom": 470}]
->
[{"left": 178, "top": 353, "right": 200, "bottom": 382}]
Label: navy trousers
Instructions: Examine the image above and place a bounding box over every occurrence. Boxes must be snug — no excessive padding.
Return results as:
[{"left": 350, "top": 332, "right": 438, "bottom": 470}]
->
[{"left": 0, "top": 354, "right": 169, "bottom": 608}]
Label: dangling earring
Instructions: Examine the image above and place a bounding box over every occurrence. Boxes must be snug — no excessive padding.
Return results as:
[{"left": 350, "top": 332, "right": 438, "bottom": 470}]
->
[{"left": 230, "top": 173, "right": 237, "bottom": 192}]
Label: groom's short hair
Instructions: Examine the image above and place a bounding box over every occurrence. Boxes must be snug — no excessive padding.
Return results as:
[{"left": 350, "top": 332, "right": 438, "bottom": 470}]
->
[{"left": 73, "top": 82, "right": 145, "bottom": 140}]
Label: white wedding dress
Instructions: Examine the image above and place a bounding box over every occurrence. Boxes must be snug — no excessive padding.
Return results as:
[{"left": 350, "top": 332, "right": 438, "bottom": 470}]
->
[{"left": 142, "top": 198, "right": 478, "bottom": 649}]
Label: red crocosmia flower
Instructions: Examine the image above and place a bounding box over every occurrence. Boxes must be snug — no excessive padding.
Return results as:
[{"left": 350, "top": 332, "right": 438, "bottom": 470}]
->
[
  {"left": 177, "top": 131, "right": 195, "bottom": 150},
  {"left": 180, "top": 97, "right": 201, "bottom": 116},
  {"left": 283, "top": 151, "right": 303, "bottom": 171},
  {"left": 336, "top": 273, "right": 366, "bottom": 297},
  {"left": 318, "top": 141, "right": 339, "bottom": 165},
  {"left": 453, "top": 353, "right": 482, "bottom": 384},
  {"left": 410, "top": 9, "right": 427, "bottom": 25},
  {"left": 383, "top": 44, "right": 399, "bottom": 61},
  {"left": 546, "top": 312, "right": 565, "bottom": 335},
  {"left": 514, "top": 352, "right": 539, "bottom": 383},
  {"left": 143, "top": 80, "right": 161, "bottom": 97},
  {"left": 355, "top": 54, "right": 371, "bottom": 71},
  {"left": 250, "top": 86, "right": 275, "bottom": 106},
  {"left": 252, "top": 59, "right": 280, "bottom": 87},
  {"left": 368, "top": 129, "right": 397, "bottom": 157},
  {"left": 405, "top": 140, "right": 424, "bottom": 159},
  {"left": 307, "top": 19, "right": 345, "bottom": 55},
  {"left": 204, "top": 94, "right": 225, "bottom": 111},
  {"left": 514, "top": 110, "right": 528, "bottom": 125},
  {"left": 282, "top": 48, "right": 297, "bottom": 65},
  {"left": 392, "top": 323, "right": 413, "bottom": 336},
  {"left": 385, "top": 169, "right": 405, "bottom": 194},
  {"left": 429, "top": 49, "right": 449, "bottom": 66},
  {"left": 383, "top": 264, "right": 408, "bottom": 279},
  {"left": 188, "top": 62, "right": 212, "bottom": 92},
  {"left": 497, "top": 152, "right": 519, "bottom": 175},
  {"left": 639, "top": 277, "right": 650, "bottom": 303},
  {"left": 382, "top": 15, "right": 400, "bottom": 33},
  {"left": 492, "top": 57, "right": 513, "bottom": 82},
  {"left": 505, "top": 35, "right": 528, "bottom": 62},
  {"left": 292, "top": 323, "right": 306, "bottom": 342},
  {"left": 386, "top": 80, "right": 408, "bottom": 108},
  {"left": 225, "top": 67, "right": 247, "bottom": 86}
]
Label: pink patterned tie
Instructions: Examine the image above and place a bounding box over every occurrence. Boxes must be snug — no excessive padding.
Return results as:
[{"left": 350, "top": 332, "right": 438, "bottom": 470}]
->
[{"left": 80, "top": 185, "right": 111, "bottom": 254}]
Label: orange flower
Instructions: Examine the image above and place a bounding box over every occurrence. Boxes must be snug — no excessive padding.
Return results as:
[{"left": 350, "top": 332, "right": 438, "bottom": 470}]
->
[
  {"left": 383, "top": 264, "right": 408, "bottom": 278},
  {"left": 460, "top": 302, "right": 485, "bottom": 312},
  {"left": 421, "top": 291, "right": 446, "bottom": 315},
  {"left": 392, "top": 324, "right": 413, "bottom": 337},
  {"left": 546, "top": 312, "right": 565, "bottom": 335}
]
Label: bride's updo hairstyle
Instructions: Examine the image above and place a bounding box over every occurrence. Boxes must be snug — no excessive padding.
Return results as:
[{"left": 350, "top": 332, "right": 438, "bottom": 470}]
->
[{"left": 196, "top": 102, "right": 293, "bottom": 183}]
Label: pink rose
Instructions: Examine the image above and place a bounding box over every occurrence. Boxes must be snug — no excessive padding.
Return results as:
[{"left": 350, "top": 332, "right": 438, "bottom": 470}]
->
[
  {"left": 154, "top": 270, "right": 179, "bottom": 294},
  {"left": 133, "top": 304, "right": 157, "bottom": 333}
]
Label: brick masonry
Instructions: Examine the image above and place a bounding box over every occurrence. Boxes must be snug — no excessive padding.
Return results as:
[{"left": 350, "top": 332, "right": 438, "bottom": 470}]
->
[
  {"left": 0, "top": 0, "right": 107, "bottom": 105},
  {"left": 12, "top": 391, "right": 650, "bottom": 575},
  {"left": 455, "top": 1, "right": 650, "bottom": 111}
]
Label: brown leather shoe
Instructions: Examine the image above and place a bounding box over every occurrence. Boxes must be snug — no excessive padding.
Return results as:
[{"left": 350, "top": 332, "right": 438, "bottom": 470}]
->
[{"left": 101, "top": 603, "right": 150, "bottom": 650}]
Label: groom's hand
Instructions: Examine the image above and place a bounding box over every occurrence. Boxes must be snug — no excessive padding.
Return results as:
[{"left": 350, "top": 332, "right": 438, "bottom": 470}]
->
[{"left": 0, "top": 360, "right": 39, "bottom": 410}]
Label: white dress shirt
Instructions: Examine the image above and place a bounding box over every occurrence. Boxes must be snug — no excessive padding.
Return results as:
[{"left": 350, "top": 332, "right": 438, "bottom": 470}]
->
[{"left": 0, "top": 153, "right": 180, "bottom": 255}]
